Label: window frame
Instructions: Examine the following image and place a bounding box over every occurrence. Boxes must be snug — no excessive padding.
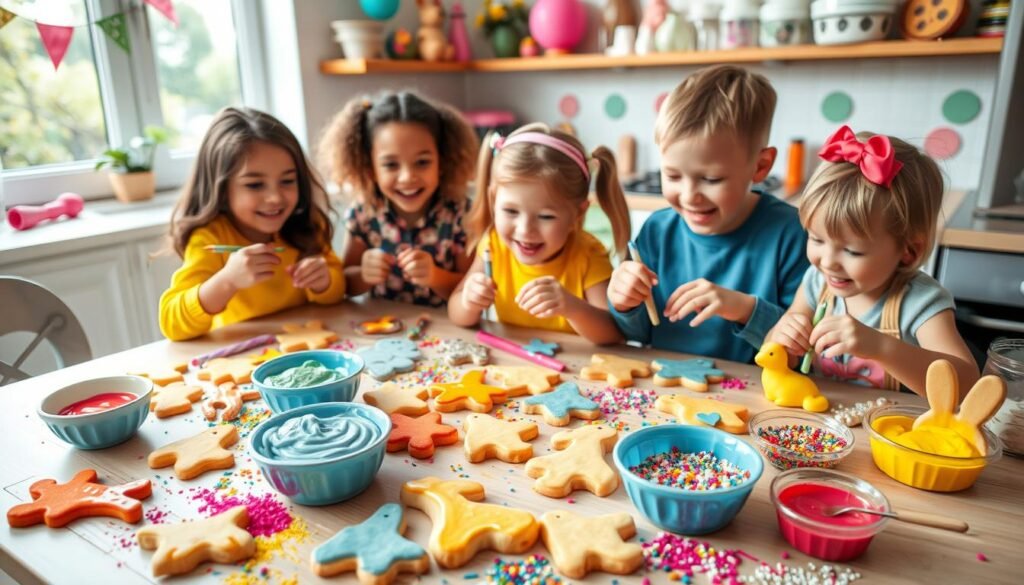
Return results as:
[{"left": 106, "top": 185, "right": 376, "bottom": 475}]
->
[{"left": 2, "top": 0, "right": 269, "bottom": 207}]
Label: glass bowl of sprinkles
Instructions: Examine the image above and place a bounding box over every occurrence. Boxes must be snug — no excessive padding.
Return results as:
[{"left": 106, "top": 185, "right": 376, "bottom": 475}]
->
[
  {"left": 749, "top": 410, "right": 855, "bottom": 470},
  {"left": 613, "top": 424, "right": 763, "bottom": 535}
]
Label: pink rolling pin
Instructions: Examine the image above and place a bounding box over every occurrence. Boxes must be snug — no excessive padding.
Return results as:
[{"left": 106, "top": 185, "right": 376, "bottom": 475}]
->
[
  {"left": 476, "top": 330, "right": 567, "bottom": 372},
  {"left": 190, "top": 334, "right": 277, "bottom": 367},
  {"left": 7, "top": 192, "right": 84, "bottom": 231}
]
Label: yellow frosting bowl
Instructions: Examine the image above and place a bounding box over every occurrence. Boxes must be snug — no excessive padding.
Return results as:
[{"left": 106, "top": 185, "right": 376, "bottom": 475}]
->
[{"left": 865, "top": 405, "right": 1001, "bottom": 492}]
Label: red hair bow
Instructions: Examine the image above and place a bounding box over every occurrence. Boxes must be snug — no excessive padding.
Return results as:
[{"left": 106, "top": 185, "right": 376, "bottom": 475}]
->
[{"left": 818, "top": 126, "right": 903, "bottom": 188}]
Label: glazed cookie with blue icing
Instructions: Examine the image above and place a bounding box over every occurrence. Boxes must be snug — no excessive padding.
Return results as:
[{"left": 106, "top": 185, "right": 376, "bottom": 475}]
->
[
  {"left": 651, "top": 358, "right": 725, "bottom": 392},
  {"left": 521, "top": 382, "right": 600, "bottom": 426},
  {"left": 311, "top": 503, "right": 430, "bottom": 584},
  {"left": 357, "top": 339, "right": 423, "bottom": 380}
]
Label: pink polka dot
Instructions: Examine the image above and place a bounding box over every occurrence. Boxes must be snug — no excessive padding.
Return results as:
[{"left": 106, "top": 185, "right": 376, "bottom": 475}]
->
[
  {"left": 924, "top": 127, "right": 961, "bottom": 160},
  {"left": 655, "top": 91, "right": 669, "bottom": 114},
  {"left": 559, "top": 95, "right": 579, "bottom": 119}
]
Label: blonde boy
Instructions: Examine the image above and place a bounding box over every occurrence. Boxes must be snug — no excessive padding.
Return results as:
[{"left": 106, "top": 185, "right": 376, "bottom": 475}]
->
[{"left": 608, "top": 65, "right": 808, "bottom": 362}]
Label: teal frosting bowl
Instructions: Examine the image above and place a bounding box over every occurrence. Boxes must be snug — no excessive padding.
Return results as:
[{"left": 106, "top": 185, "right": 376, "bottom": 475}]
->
[
  {"left": 252, "top": 349, "right": 365, "bottom": 413},
  {"left": 250, "top": 402, "right": 390, "bottom": 506},
  {"left": 613, "top": 424, "right": 764, "bottom": 535},
  {"left": 37, "top": 375, "right": 152, "bottom": 450}
]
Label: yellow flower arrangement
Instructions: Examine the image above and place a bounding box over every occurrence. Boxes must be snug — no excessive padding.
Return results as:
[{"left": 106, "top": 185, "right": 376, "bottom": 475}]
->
[{"left": 476, "top": 0, "right": 530, "bottom": 37}]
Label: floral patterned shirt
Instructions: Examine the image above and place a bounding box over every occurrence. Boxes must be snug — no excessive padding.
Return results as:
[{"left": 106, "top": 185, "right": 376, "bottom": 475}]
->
[{"left": 344, "top": 195, "right": 470, "bottom": 306}]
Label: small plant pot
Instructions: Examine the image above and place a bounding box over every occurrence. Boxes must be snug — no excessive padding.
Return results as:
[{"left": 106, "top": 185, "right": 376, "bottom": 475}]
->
[{"left": 108, "top": 171, "right": 155, "bottom": 202}]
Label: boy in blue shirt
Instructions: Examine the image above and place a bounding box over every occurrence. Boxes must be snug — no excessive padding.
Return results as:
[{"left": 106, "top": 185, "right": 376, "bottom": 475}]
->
[{"left": 608, "top": 65, "right": 808, "bottom": 363}]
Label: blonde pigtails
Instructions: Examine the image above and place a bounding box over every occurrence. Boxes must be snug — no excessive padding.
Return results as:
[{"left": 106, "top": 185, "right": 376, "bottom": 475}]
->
[
  {"left": 465, "top": 130, "right": 500, "bottom": 251},
  {"left": 590, "top": 146, "right": 631, "bottom": 260}
]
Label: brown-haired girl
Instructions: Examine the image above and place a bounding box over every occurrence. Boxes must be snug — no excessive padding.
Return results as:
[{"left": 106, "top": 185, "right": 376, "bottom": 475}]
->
[
  {"left": 159, "top": 107, "right": 345, "bottom": 341},
  {"left": 319, "top": 91, "right": 479, "bottom": 306},
  {"left": 449, "top": 123, "right": 631, "bottom": 344}
]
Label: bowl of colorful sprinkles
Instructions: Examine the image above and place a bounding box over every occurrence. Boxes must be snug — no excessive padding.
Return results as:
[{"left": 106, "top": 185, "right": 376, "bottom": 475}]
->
[
  {"left": 252, "top": 349, "right": 365, "bottom": 413},
  {"left": 749, "top": 410, "right": 855, "bottom": 470},
  {"left": 613, "top": 424, "right": 763, "bottom": 535}
]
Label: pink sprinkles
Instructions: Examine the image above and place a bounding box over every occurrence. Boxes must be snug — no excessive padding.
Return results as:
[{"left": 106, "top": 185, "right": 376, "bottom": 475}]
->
[
  {"left": 190, "top": 488, "right": 293, "bottom": 537},
  {"left": 630, "top": 446, "right": 750, "bottom": 490}
]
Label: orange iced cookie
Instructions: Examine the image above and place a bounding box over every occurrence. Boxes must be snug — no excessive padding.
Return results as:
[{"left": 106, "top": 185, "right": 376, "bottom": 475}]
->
[
  {"left": 580, "top": 354, "right": 651, "bottom": 387},
  {"left": 429, "top": 370, "right": 507, "bottom": 413},
  {"left": 388, "top": 412, "right": 459, "bottom": 459},
  {"left": 277, "top": 320, "right": 339, "bottom": 352},
  {"left": 148, "top": 425, "right": 239, "bottom": 480},
  {"left": 6, "top": 469, "right": 152, "bottom": 528},
  {"left": 137, "top": 505, "right": 255, "bottom": 577},
  {"left": 525, "top": 425, "right": 619, "bottom": 498}
]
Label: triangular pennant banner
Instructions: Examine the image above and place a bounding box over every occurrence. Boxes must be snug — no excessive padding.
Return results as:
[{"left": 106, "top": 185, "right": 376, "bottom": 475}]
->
[
  {"left": 144, "top": 0, "right": 178, "bottom": 26},
  {"left": 0, "top": 7, "right": 15, "bottom": 30},
  {"left": 35, "top": 22, "right": 74, "bottom": 70},
  {"left": 96, "top": 13, "right": 130, "bottom": 54}
]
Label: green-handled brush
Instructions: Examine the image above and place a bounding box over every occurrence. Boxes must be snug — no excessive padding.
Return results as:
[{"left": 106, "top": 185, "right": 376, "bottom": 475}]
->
[{"left": 800, "top": 301, "right": 828, "bottom": 374}]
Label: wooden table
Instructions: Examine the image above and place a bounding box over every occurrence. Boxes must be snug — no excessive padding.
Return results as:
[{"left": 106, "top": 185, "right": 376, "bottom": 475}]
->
[{"left": 1, "top": 299, "right": 1021, "bottom": 584}]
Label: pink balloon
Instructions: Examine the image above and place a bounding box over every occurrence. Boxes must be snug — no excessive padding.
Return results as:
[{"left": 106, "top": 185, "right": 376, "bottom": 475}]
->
[{"left": 529, "top": 0, "right": 587, "bottom": 53}]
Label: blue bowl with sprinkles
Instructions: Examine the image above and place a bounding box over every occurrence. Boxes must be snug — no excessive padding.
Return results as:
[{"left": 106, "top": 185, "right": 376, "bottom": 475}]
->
[
  {"left": 250, "top": 402, "right": 391, "bottom": 506},
  {"left": 252, "top": 350, "right": 364, "bottom": 413},
  {"left": 613, "top": 424, "right": 764, "bottom": 535}
]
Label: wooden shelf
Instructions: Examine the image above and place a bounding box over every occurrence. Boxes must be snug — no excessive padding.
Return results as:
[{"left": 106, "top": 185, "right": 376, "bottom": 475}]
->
[{"left": 321, "top": 37, "right": 1002, "bottom": 76}]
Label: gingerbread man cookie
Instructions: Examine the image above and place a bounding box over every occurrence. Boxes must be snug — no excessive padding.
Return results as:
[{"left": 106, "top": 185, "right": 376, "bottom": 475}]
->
[
  {"left": 400, "top": 477, "right": 539, "bottom": 569},
  {"left": 277, "top": 320, "right": 340, "bottom": 352},
  {"left": 130, "top": 362, "right": 188, "bottom": 386},
  {"left": 358, "top": 339, "right": 422, "bottom": 380},
  {"left": 430, "top": 370, "right": 507, "bottom": 413},
  {"left": 6, "top": 469, "right": 152, "bottom": 528},
  {"left": 540, "top": 510, "right": 643, "bottom": 579},
  {"left": 521, "top": 382, "right": 601, "bottom": 426},
  {"left": 486, "top": 365, "right": 561, "bottom": 396},
  {"left": 655, "top": 394, "right": 749, "bottom": 434},
  {"left": 440, "top": 338, "right": 490, "bottom": 366},
  {"left": 137, "top": 505, "right": 255, "bottom": 577},
  {"left": 525, "top": 425, "right": 619, "bottom": 498},
  {"left": 463, "top": 413, "right": 539, "bottom": 463},
  {"left": 150, "top": 381, "right": 204, "bottom": 418},
  {"left": 580, "top": 354, "right": 651, "bottom": 387},
  {"left": 201, "top": 382, "right": 261, "bottom": 422},
  {"left": 311, "top": 503, "right": 429, "bottom": 583},
  {"left": 148, "top": 425, "right": 239, "bottom": 479},
  {"left": 651, "top": 358, "right": 725, "bottom": 392},
  {"left": 363, "top": 382, "right": 430, "bottom": 416},
  {"left": 358, "top": 315, "right": 403, "bottom": 335},
  {"left": 388, "top": 412, "right": 459, "bottom": 459}
]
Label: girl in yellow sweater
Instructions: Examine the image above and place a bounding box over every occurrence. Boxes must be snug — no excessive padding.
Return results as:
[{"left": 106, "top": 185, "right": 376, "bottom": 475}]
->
[
  {"left": 159, "top": 107, "right": 345, "bottom": 340},
  {"left": 449, "top": 123, "right": 631, "bottom": 344}
]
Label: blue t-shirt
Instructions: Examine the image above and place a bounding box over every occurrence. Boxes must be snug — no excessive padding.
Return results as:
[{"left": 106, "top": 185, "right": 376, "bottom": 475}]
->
[{"left": 610, "top": 193, "right": 808, "bottom": 363}]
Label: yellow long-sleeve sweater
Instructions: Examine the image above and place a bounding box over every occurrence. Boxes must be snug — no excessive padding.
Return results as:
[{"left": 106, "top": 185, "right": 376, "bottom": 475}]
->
[{"left": 159, "top": 216, "right": 345, "bottom": 340}]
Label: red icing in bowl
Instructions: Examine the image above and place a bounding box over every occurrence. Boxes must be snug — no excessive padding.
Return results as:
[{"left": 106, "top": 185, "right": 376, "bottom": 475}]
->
[
  {"left": 58, "top": 392, "right": 138, "bottom": 416},
  {"left": 775, "top": 482, "right": 884, "bottom": 561}
]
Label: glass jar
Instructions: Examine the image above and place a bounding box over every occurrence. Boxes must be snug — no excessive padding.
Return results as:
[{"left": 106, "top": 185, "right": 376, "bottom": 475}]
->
[
  {"left": 688, "top": 0, "right": 721, "bottom": 51},
  {"left": 760, "top": 0, "right": 812, "bottom": 47},
  {"left": 720, "top": 0, "right": 760, "bottom": 49},
  {"left": 984, "top": 338, "right": 1024, "bottom": 457}
]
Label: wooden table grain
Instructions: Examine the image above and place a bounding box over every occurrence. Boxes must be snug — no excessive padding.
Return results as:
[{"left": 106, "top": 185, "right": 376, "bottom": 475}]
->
[{"left": 1, "top": 299, "right": 1021, "bottom": 584}]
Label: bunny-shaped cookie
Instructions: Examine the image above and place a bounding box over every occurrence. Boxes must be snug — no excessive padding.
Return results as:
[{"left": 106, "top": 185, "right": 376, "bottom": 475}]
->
[
  {"left": 914, "top": 359, "right": 1006, "bottom": 456},
  {"left": 417, "top": 0, "right": 455, "bottom": 62}
]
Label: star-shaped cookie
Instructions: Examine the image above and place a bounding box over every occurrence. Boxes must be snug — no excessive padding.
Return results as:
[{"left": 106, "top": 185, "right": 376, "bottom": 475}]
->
[
  {"left": 522, "top": 382, "right": 601, "bottom": 426},
  {"left": 429, "top": 370, "right": 507, "bottom": 413},
  {"left": 363, "top": 382, "right": 430, "bottom": 416},
  {"left": 387, "top": 412, "right": 458, "bottom": 459},
  {"left": 358, "top": 339, "right": 422, "bottom": 380},
  {"left": 651, "top": 358, "right": 725, "bottom": 392},
  {"left": 277, "top": 320, "right": 340, "bottom": 352}
]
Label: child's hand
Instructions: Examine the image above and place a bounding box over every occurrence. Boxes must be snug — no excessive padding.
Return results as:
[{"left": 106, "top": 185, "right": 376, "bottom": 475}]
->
[
  {"left": 516, "top": 276, "right": 568, "bottom": 319},
  {"left": 608, "top": 261, "right": 658, "bottom": 312},
  {"left": 461, "top": 273, "right": 495, "bottom": 312},
  {"left": 665, "top": 279, "right": 755, "bottom": 326},
  {"left": 361, "top": 248, "right": 396, "bottom": 286},
  {"left": 396, "top": 249, "right": 436, "bottom": 288},
  {"left": 771, "top": 312, "right": 813, "bottom": 355},
  {"left": 810, "top": 314, "right": 886, "bottom": 360},
  {"left": 287, "top": 255, "right": 331, "bottom": 293},
  {"left": 220, "top": 244, "right": 281, "bottom": 290}
]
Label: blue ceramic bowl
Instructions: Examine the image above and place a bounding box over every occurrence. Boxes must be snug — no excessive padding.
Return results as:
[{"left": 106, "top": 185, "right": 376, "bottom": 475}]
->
[
  {"left": 252, "top": 350, "right": 365, "bottom": 413},
  {"left": 37, "top": 375, "right": 152, "bottom": 450},
  {"left": 613, "top": 424, "right": 764, "bottom": 535},
  {"left": 250, "top": 402, "right": 390, "bottom": 506}
]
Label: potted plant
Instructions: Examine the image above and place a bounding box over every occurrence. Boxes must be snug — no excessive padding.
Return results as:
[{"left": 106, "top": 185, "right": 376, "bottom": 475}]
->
[
  {"left": 95, "top": 126, "right": 169, "bottom": 202},
  {"left": 476, "top": 0, "right": 531, "bottom": 58}
]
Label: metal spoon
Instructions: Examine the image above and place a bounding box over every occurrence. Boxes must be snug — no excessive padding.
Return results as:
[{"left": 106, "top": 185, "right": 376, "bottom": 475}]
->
[{"left": 823, "top": 506, "right": 969, "bottom": 533}]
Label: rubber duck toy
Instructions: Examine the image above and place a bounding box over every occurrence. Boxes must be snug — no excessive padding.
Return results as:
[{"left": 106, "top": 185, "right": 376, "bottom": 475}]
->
[{"left": 755, "top": 342, "right": 829, "bottom": 412}]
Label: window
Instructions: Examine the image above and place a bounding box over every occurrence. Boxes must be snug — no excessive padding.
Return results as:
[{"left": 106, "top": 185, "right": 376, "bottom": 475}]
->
[{"left": 0, "top": 0, "right": 268, "bottom": 207}]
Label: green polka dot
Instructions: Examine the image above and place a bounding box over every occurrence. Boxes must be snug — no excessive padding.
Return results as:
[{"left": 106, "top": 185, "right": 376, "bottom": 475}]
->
[
  {"left": 942, "top": 90, "right": 981, "bottom": 124},
  {"left": 821, "top": 92, "right": 853, "bottom": 122},
  {"left": 604, "top": 94, "right": 627, "bottom": 120}
]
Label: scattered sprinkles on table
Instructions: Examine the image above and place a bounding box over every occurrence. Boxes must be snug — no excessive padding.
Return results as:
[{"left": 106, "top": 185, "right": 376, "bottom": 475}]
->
[
  {"left": 584, "top": 386, "right": 658, "bottom": 431},
  {"left": 630, "top": 447, "right": 750, "bottom": 490},
  {"left": 189, "top": 488, "right": 294, "bottom": 537},
  {"left": 755, "top": 424, "right": 849, "bottom": 469},
  {"left": 485, "top": 554, "right": 563, "bottom": 584},
  {"left": 721, "top": 377, "right": 748, "bottom": 390}
]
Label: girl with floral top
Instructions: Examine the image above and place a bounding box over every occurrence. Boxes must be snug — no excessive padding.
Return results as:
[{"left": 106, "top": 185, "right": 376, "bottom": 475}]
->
[{"left": 318, "top": 91, "right": 479, "bottom": 306}]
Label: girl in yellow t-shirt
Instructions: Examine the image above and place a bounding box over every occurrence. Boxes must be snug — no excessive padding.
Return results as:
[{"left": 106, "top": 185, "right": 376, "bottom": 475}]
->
[
  {"left": 449, "top": 123, "right": 631, "bottom": 344},
  {"left": 159, "top": 107, "right": 345, "bottom": 341}
]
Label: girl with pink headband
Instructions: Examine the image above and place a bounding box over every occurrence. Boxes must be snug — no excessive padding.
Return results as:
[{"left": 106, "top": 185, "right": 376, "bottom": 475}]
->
[
  {"left": 769, "top": 126, "right": 978, "bottom": 396},
  {"left": 449, "top": 123, "right": 631, "bottom": 343}
]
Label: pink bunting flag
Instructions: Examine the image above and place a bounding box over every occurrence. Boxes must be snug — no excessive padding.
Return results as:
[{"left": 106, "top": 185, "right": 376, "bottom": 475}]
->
[
  {"left": 144, "top": 0, "right": 178, "bottom": 26},
  {"left": 35, "top": 22, "right": 74, "bottom": 70}
]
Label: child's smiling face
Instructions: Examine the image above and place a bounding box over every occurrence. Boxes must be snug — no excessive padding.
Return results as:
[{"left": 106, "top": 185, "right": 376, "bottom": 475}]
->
[
  {"left": 493, "top": 180, "right": 584, "bottom": 265},
  {"left": 659, "top": 130, "right": 773, "bottom": 235},
  {"left": 371, "top": 122, "right": 440, "bottom": 224},
  {"left": 227, "top": 141, "right": 299, "bottom": 242}
]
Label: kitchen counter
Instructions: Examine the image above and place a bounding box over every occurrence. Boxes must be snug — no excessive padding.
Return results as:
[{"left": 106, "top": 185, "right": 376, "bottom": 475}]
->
[{"left": 941, "top": 190, "right": 1024, "bottom": 254}]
